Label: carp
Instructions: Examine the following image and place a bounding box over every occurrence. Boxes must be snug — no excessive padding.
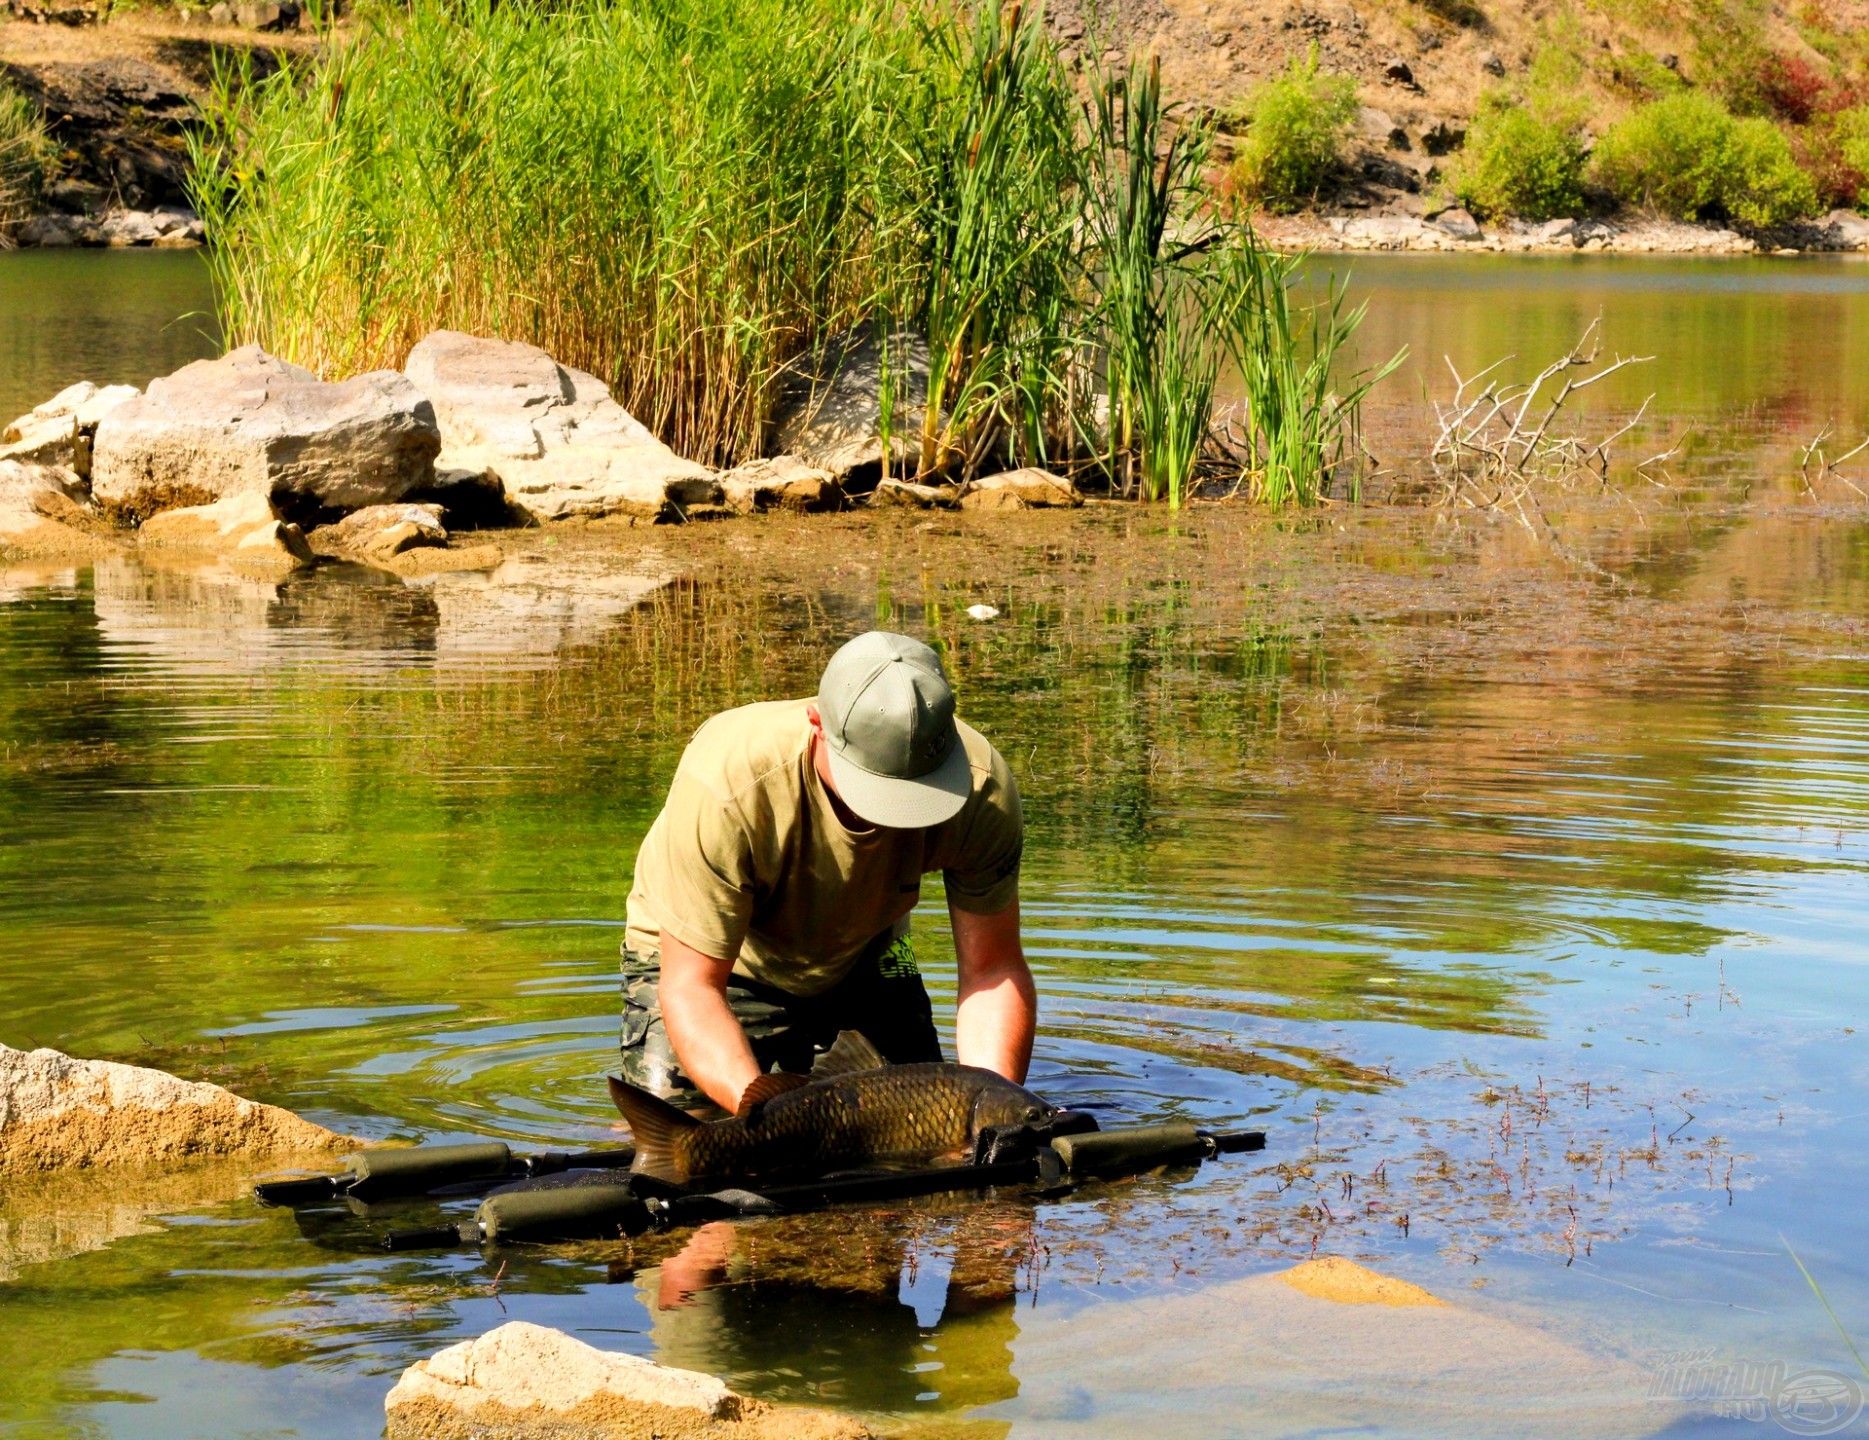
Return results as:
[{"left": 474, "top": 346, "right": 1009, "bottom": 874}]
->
[{"left": 606, "top": 1030, "right": 1056, "bottom": 1188}]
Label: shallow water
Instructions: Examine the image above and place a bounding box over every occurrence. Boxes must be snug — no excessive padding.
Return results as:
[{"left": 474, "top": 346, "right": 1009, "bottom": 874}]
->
[{"left": 1, "top": 253, "right": 1867, "bottom": 1439}]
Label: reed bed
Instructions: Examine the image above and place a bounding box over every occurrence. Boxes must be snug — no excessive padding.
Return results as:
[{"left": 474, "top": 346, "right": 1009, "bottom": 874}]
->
[{"left": 193, "top": 0, "right": 1393, "bottom": 503}]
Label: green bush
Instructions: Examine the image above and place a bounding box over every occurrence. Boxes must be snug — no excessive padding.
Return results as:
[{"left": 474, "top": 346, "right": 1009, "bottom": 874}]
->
[
  {"left": 1229, "top": 50, "right": 1359, "bottom": 212},
  {"left": 1451, "top": 97, "right": 1585, "bottom": 220},
  {"left": 1591, "top": 89, "right": 1817, "bottom": 227},
  {"left": 1721, "top": 115, "right": 1819, "bottom": 227},
  {"left": 0, "top": 81, "right": 51, "bottom": 240}
]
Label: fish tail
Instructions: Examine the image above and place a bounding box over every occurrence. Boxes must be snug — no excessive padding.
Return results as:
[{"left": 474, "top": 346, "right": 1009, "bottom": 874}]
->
[{"left": 606, "top": 1075, "right": 700, "bottom": 1186}]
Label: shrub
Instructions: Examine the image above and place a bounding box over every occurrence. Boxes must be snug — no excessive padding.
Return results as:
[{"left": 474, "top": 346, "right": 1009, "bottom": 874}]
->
[
  {"left": 1228, "top": 50, "right": 1360, "bottom": 212},
  {"left": 1721, "top": 116, "right": 1819, "bottom": 226},
  {"left": 0, "top": 81, "right": 51, "bottom": 241},
  {"left": 1591, "top": 90, "right": 1817, "bottom": 228},
  {"left": 1450, "top": 97, "right": 1585, "bottom": 220}
]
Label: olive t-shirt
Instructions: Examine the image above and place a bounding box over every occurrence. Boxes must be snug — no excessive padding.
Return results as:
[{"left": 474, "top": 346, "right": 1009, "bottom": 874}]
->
[{"left": 624, "top": 698, "right": 1023, "bottom": 995}]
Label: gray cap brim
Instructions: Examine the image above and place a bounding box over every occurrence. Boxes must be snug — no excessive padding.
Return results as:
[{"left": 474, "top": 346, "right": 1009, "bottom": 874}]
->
[{"left": 826, "top": 734, "right": 972, "bottom": 829}]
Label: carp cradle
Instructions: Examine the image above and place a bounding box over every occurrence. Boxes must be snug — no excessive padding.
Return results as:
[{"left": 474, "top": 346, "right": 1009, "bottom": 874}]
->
[{"left": 256, "top": 1112, "right": 1266, "bottom": 1252}]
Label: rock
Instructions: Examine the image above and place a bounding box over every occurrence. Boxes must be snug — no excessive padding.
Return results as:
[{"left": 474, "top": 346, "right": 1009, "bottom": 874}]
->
[
  {"left": 96, "top": 208, "right": 166, "bottom": 247},
  {"left": 384, "top": 1322, "right": 870, "bottom": 1440},
  {"left": 965, "top": 603, "right": 1000, "bottom": 621},
  {"left": 1431, "top": 206, "right": 1483, "bottom": 241},
  {"left": 0, "top": 1042, "right": 354, "bottom": 1173},
  {"left": 958, "top": 467, "right": 1081, "bottom": 511},
  {"left": 1479, "top": 49, "right": 1506, "bottom": 76},
  {"left": 13, "top": 214, "right": 78, "bottom": 247},
  {"left": 870, "top": 478, "right": 958, "bottom": 508},
  {"left": 0, "top": 461, "right": 113, "bottom": 559},
  {"left": 1534, "top": 217, "right": 1579, "bottom": 244},
  {"left": 137, "top": 491, "right": 314, "bottom": 579},
  {"left": 403, "top": 330, "right": 717, "bottom": 523},
  {"left": 998, "top": 1257, "right": 1678, "bottom": 1437},
  {"left": 234, "top": 0, "right": 297, "bottom": 28},
  {"left": 1823, "top": 209, "right": 1869, "bottom": 250},
  {"left": 308, "top": 502, "right": 448, "bottom": 566},
  {"left": 719, "top": 455, "right": 841, "bottom": 514},
  {"left": 2, "top": 380, "right": 139, "bottom": 473},
  {"left": 92, "top": 345, "right": 440, "bottom": 521},
  {"left": 773, "top": 330, "right": 933, "bottom": 483},
  {"left": 1279, "top": 1256, "right": 1448, "bottom": 1307},
  {"left": 1342, "top": 215, "right": 1433, "bottom": 248}
]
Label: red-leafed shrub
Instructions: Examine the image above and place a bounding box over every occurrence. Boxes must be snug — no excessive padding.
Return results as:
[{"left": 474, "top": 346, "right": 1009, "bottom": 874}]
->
[{"left": 1759, "top": 51, "right": 1831, "bottom": 124}]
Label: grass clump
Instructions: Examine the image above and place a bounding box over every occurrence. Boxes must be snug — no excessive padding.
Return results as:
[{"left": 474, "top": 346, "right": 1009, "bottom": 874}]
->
[
  {"left": 0, "top": 81, "right": 52, "bottom": 243},
  {"left": 1228, "top": 50, "right": 1360, "bottom": 213},
  {"left": 1451, "top": 96, "right": 1586, "bottom": 221},
  {"left": 1591, "top": 90, "right": 1818, "bottom": 227},
  {"left": 195, "top": 0, "right": 1397, "bottom": 507}
]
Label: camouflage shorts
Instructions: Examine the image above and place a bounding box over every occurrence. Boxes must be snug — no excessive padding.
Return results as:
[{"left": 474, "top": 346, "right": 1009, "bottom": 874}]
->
[{"left": 618, "top": 933, "right": 940, "bottom": 1107}]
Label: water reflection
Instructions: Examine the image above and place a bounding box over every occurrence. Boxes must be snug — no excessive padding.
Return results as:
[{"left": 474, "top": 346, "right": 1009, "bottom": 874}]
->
[{"left": 636, "top": 1213, "right": 1025, "bottom": 1418}]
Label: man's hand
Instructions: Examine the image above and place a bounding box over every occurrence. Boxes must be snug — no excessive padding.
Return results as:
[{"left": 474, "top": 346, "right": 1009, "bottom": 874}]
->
[
  {"left": 951, "top": 899, "right": 1036, "bottom": 1083},
  {"left": 658, "top": 933, "right": 763, "bottom": 1112}
]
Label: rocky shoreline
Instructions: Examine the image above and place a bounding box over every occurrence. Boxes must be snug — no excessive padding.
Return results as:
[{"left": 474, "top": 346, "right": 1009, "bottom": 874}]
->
[
  {"left": 0, "top": 329, "right": 1085, "bottom": 576},
  {"left": 1256, "top": 206, "right": 1869, "bottom": 257}
]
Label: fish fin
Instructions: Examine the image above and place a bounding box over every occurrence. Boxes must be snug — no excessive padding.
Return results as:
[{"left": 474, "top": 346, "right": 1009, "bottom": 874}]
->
[
  {"left": 736, "top": 1071, "right": 810, "bottom": 1120},
  {"left": 606, "top": 1075, "right": 700, "bottom": 1185},
  {"left": 811, "top": 1030, "right": 888, "bottom": 1079}
]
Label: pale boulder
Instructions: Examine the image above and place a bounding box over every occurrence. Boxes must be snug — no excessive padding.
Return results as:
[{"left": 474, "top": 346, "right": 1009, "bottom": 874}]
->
[
  {"left": 719, "top": 455, "right": 842, "bottom": 514},
  {"left": 0, "top": 1043, "right": 355, "bottom": 1173},
  {"left": 384, "top": 1322, "right": 869, "bottom": 1440},
  {"left": 403, "top": 330, "right": 718, "bottom": 523},
  {"left": 138, "top": 491, "right": 313, "bottom": 579},
  {"left": 0, "top": 461, "right": 114, "bottom": 559},
  {"left": 1, "top": 380, "right": 141, "bottom": 473},
  {"left": 773, "top": 330, "right": 932, "bottom": 482},
  {"left": 958, "top": 468, "right": 1080, "bottom": 511},
  {"left": 91, "top": 346, "right": 441, "bottom": 520}
]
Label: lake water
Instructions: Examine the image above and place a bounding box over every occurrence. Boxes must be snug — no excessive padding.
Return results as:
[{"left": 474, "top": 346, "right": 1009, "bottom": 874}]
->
[{"left": 1, "top": 251, "right": 1866, "bottom": 1439}]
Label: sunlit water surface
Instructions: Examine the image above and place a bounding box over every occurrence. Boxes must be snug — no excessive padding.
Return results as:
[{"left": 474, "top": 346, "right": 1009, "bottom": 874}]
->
[{"left": 0, "top": 252, "right": 1866, "bottom": 1439}]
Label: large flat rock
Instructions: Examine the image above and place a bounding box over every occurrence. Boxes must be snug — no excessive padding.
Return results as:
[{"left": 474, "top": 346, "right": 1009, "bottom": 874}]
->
[
  {"left": 385, "top": 1321, "right": 869, "bottom": 1440},
  {"left": 986, "top": 1257, "right": 1679, "bottom": 1438},
  {"left": 404, "top": 331, "right": 718, "bottom": 523},
  {"left": 0, "top": 1043, "right": 355, "bottom": 1173},
  {"left": 91, "top": 345, "right": 441, "bottom": 520}
]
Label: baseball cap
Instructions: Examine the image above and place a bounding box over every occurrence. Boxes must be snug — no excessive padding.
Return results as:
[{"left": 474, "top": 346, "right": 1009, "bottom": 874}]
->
[{"left": 817, "top": 631, "right": 972, "bottom": 828}]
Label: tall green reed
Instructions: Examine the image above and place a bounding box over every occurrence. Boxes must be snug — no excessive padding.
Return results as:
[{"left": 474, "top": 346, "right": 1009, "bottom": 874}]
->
[
  {"left": 192, "top": 0, "right": 928, "bottom": 466},
  {"left": 0, "top": 80, "right": 51, "bottom": 244},
  {"left": 194, "top": 0, "right": 1395, "bottom": 504},
  {"left": 1217, "top": 231, "right": 1405, "bottom": 505}
]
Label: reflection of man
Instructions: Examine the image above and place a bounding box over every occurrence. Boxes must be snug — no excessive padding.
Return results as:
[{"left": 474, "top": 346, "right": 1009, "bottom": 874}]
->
[
  {"left": 620, "top": 631, "right": 1035, "bottom": 1112},
  {"left": 638, "top": 1216, "right": 1024, "bottom": 1419}
]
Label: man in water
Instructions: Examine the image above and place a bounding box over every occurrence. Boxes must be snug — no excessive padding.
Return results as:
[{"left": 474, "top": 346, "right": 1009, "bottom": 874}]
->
[{"left": 620, "top": 630, "right": 1034, "bottom": 1112}]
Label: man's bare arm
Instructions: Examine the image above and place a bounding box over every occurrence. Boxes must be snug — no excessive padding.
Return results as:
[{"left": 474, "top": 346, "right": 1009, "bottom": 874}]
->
[
  {"left": 951, "top": 900, "right": 1036, "bottom": 1083},
  {"left": 658, "top": 932, "right": 762, "bottom": 1112}
]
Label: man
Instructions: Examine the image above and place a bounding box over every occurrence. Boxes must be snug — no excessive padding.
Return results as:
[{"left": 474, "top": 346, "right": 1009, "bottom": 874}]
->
[{"left": 620, "top": 630, "right": 1034, "bottom": 1113}]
